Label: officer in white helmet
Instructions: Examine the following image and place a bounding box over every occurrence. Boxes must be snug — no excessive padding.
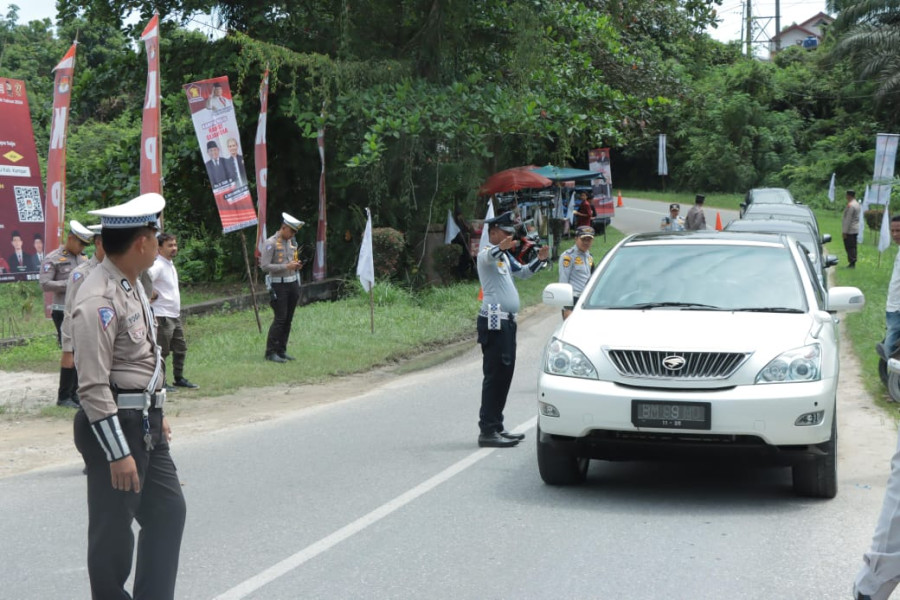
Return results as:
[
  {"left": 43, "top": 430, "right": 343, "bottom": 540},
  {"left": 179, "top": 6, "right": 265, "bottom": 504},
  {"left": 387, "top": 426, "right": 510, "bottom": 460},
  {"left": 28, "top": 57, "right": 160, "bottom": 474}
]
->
[{"left": 260, "top": 212, "right": 305, "bottom": 362}]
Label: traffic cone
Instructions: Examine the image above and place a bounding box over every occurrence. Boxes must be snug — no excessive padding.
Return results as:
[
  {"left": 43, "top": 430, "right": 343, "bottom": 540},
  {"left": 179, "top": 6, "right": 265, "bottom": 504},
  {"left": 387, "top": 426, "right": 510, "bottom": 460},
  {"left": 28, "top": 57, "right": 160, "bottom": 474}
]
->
[
  {"left": 616, "top": 190, "right": 623, "bottom": 207},
  {"left": 478, "top": 287, "right": 483, "bottom": 301},
  {"left": 715, "top": 211, "right": 723, "bottom": 231}
]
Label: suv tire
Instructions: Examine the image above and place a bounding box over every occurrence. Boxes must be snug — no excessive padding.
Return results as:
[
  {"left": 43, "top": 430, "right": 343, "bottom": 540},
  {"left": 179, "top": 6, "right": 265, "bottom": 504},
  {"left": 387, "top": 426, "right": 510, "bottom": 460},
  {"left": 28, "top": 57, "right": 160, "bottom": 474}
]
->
[
  {"left": 791, "top": 417, "right": 837, "bottom": 499},
  {"left": 537, "top": 426, "right": 589, "bottom": 485}
]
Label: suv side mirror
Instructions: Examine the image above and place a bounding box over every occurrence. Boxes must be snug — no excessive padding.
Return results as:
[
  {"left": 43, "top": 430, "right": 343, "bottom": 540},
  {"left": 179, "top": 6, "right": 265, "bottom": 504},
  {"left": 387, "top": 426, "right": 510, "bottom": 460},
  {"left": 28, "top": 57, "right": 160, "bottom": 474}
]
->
[{"left": 821, "top": 234, "right": 832, "bottom": 244}]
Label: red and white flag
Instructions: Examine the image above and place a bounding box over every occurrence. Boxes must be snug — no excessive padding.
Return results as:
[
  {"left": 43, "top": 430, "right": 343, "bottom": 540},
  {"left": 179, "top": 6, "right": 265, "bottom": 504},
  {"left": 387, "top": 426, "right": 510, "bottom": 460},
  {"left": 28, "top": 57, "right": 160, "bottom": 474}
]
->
[
  {"left": 313, "top": 111, "right": 327, "bottom": 280},
  {"left": 140, "top": 13, "right": 162, "bottom": 196},
  {"left": 254, "top": 69, "right": 269, "bottom": 259},
  {"left": 44, "top": 42, "right": 76, "bottom": 257}
]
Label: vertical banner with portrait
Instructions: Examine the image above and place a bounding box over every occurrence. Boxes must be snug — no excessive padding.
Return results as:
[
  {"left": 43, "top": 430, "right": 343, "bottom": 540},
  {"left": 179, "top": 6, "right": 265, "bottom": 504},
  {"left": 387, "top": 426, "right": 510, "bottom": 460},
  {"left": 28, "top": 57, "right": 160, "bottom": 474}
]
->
[
  {"left": 183, "top": 76, "right": 258, "bottom": 233},
  {"left": 871, "top": 133, "right": 900, "bottom": 206},
  {"left": 140, "top": 14, "right": 162, "bottom": 196},
  {"left": 254, "top": 70, "right": 269, "bottom": 259},
  {"left": 45, "top": 42, "right": 77, "bottom": 262},
  {"left": 588, "top": 148, "right": 614, "bottom": 220},
  {"left": 0, "top": 78, "right": 46, "bottom": 283}
]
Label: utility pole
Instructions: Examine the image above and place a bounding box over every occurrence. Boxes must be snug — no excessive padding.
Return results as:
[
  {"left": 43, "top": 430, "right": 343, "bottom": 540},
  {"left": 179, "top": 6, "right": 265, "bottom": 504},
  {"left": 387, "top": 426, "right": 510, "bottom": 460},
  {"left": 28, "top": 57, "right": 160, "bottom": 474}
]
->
[
  {"left": 745, "top": 0, "right": 753, "bottom": 57},
  {"left": 775, "top": 0, "right": 781, "bottom": 52}
]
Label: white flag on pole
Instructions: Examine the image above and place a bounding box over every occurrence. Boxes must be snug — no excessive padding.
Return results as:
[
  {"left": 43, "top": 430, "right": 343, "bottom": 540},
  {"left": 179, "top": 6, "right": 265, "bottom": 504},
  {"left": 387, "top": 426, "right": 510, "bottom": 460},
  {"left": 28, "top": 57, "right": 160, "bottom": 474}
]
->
[
  {"left": 357, "top": 207, "right": 375, "bottom": 291},
  {"left": 444, "top": 209, "right": 460, "bottom": 245},
  {"left": 479, "top": 199, "right": 495, "bottom": 251},
  {"left": 879, "top": 202, "right": 892, "bottom": 253},
  {"left": 567, "top": 191, "right": 577, "bottom": 225},
  {"left": 827, "top": 172, "right": 835, "bottom": 204},
  {"left": 658, "top": 134, "right": 668, "bottom": 176},
  {"left": 858, "top": 185, "right": 870, "bottom": 244}
]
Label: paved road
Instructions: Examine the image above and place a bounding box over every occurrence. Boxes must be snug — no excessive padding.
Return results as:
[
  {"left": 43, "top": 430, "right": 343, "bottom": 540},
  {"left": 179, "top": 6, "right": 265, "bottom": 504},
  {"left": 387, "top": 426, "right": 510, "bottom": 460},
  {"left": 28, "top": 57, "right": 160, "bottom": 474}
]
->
[{"left": 0, "top": 198, "right": 896, "bottom": 599}]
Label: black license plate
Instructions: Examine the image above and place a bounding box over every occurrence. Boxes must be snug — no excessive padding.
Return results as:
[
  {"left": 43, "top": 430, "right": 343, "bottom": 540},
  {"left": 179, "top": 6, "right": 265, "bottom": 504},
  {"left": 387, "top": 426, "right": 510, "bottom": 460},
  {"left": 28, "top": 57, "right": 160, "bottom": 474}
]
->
[{"left": 632, "top": 400, "right": 711, "bottom": 430}]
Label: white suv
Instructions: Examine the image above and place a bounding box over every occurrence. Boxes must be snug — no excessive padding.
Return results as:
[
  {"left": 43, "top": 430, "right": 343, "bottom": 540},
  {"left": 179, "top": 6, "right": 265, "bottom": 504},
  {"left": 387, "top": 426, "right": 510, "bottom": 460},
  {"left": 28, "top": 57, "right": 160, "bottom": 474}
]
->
[{"left": 538, "top": 231, "right": 865, "bottom": 498}]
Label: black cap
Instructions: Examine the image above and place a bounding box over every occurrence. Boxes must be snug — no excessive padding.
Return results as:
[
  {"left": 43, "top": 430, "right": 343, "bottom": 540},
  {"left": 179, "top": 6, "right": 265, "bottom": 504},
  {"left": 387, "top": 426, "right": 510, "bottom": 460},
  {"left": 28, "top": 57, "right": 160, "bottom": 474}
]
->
[
  {"left": 207, "top": 140, "right": 219, "bottom": 150},
  {"left": 846, "top": 190, "right": 856, "bottom": 197},
  {"left": 695, "top": 194, "right": 705, "bottom": 203},
  {"left": 669, "top": 203, "right": 680, "bottom": 211},
  {"left": 485, "top": 211, "right": 518, "bottom": 233}
]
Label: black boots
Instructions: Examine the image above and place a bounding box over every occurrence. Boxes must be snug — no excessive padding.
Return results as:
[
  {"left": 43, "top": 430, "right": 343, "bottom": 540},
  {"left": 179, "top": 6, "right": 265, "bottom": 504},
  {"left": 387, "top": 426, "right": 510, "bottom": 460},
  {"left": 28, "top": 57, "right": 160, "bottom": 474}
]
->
[{"left": 56, "top": 367, "right": 79, "bottom": 409}]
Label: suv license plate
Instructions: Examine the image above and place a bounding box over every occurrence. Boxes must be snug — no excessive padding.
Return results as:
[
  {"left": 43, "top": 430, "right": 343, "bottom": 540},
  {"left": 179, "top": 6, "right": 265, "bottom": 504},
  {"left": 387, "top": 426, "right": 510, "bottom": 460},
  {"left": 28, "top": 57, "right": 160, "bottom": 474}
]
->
[{"left": 632, "top": 400, "right": 711, "bottom": 430}]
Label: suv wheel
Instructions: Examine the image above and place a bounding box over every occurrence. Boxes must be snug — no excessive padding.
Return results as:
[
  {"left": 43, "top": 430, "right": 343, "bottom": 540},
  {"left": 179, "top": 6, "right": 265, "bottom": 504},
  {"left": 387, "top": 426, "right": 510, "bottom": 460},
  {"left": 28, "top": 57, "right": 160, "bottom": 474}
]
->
[
  {"left": 537, "top": 426, "right": 589, "bottom": 485},
  {"left": 791, "top": 417, "right": 837, "bottom": 499}
]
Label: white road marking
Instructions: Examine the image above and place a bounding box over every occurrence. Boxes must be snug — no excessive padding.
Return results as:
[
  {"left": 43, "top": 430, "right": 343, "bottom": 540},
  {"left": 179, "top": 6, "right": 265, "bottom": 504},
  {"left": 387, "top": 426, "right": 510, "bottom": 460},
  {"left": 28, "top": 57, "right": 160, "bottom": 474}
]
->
[{"left": 213, "top": 416, "right": 538, "bottom": 599}]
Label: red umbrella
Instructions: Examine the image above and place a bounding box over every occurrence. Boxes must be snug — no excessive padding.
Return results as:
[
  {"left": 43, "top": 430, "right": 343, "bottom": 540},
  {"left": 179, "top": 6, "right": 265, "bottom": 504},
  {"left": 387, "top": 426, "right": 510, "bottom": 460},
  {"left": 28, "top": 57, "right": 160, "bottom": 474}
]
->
[{"left": 478, "top": 167, "right": 552, "bottom": 196}]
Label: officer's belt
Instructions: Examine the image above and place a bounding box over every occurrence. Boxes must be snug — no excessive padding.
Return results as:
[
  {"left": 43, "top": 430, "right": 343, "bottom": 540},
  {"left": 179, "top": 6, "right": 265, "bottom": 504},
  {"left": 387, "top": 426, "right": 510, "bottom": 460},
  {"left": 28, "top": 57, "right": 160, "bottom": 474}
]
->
[
  {"left": 478, "top": 308, "right": 516, "bottom": 322},
  {"left": 114, "top": 389, "right": 166, "bottom": 410},
  {"left": 50, "top": 304, "right": 66, "bottom": 312},
  {"left": 270, "top": 275, "right": 298, "bottom": 283}
]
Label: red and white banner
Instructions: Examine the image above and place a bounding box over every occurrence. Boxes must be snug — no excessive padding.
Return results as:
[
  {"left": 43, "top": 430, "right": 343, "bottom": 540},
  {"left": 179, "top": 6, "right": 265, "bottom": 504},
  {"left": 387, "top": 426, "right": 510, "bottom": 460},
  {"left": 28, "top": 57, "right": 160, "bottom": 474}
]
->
[
  {"left": 183, "top": 76, "right": 257, "bottom": 233},
  {"left": 313, "top": 112, "right": 327, "bottom": 281},
  {"left": 589, "top": 148, "right": 614, "bottom": 220},
  {"left": 140, "top": 14, "right": 162, "bottom": 196},
  {"left": 45, "top": 42, "right": 76, "bottom": 260},
  {"left": 254, "top": 70, "right": 269, "bottom": 258},
  {"left": 0, "top": 78, "right": 46, "bottom": 283}
]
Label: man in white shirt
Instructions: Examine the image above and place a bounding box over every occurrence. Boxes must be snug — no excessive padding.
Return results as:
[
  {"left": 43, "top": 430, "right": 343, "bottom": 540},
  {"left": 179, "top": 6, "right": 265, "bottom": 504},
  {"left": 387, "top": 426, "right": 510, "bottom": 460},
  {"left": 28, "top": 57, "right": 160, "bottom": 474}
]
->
[{"left": 148, "top": 232, "right": 198, "bottom": 391}]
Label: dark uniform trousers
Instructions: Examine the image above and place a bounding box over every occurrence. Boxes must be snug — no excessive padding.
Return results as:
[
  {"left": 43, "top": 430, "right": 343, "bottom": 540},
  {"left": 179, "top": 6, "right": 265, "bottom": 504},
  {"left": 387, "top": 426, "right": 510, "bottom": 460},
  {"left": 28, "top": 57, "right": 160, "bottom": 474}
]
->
[
  {"left": 74, "top": 408, "right": 186, "bottom": 600},
  {"left": 844, "top": 233, "right": 858, "bottom": 266},
  {"left": 52, "top": 309, "right": 64, "bottom": 347},
  {"left": 477, "top": 315, "right": 517, "bottom": 434},
  {"left": 156, "top": 316, "right": 188, "bottom": 380},
  {"left": 266, "top": 281, "right": 300, "bottom": 356}
]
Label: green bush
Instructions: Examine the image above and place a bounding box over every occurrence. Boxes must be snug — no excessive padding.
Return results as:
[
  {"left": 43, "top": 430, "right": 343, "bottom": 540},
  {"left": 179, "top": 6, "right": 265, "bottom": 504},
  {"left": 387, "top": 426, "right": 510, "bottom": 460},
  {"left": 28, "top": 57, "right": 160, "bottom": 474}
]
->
[
  {"left": 177, "top": 225, "right": 226, "bottom": 283},
  {"left": 865, "top": 207, "right": 887, "bottom": 232},
  {"left": 431, "top": 244, "right": 462, "bottom": 284},
  {"left": 372, "top": 227, "right": 405, "bottom": 280}
]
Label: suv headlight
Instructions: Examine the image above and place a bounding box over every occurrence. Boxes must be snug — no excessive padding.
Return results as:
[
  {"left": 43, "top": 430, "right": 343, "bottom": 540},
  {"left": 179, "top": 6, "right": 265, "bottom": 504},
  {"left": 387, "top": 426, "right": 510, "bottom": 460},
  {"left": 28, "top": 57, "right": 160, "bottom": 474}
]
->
[
  {"left": 756, "top": 344, "right": 821, "bottom": 383},
  {"left": 544, "top": 338, "right": 598, "bottom": 379}
]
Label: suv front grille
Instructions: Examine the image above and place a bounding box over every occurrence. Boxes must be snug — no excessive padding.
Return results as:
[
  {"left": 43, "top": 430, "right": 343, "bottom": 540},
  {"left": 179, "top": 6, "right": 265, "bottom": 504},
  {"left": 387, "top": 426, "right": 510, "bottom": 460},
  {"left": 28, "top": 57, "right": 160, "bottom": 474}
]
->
[{"left": 607, "top": 349, "right": 749, "bottom": 380}]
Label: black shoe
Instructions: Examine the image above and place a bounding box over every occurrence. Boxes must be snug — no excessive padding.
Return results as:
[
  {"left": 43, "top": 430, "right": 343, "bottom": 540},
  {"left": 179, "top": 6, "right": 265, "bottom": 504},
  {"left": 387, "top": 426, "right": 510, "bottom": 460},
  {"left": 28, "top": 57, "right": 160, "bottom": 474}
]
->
[
  {"left": 857, "top": 593, "right": 872, "bottom": 600},
  {"left": 499, "top": 430, "right": 525, "bottom": 441},
  {"left": 279, "top": 353, "right": 296, "bottom": 361},
  {"left": 265, "top": 353, "right": 287, "bottom": 363},
  {"left": 174, "top": 377, "right": 199, "bottom": 389},
  {"left": 478, "top": 432, "right": 519, "bottom": 448},
  {"left": 165, "top": 384, "right": 178, "bottom": 393},
  {"left": 56, "top": 398, "right": 79, "bottom": 409}
]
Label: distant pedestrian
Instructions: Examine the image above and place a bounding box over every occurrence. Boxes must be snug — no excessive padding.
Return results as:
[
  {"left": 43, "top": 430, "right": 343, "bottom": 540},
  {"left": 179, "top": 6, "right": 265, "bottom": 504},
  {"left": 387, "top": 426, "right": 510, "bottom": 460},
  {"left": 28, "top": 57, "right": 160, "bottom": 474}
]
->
[
  {"left": 149, "top": 232, "right": 199, "bottom": 391},
  {"left": 685, "top": 194, "right": 707, "bottom": 231},
  {"left": 572, "top": 191, "right": 596, "bottom": 229},
  {"left": 660, "top": 203, "right": 685, "bottom": 232},
  {"left": 558, "top": 225, "right": 595, "bottom": 319},
  {"left": 260, "top": 212, "right": 305, "bottom": 363},
  {"left": 843, "top": 189, "right": 861, "bottom": 268}
]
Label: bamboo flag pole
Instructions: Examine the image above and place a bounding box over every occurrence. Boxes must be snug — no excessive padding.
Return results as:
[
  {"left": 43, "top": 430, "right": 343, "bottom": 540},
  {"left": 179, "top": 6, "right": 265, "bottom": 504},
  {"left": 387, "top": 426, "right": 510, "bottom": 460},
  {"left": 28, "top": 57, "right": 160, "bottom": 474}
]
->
[
  {"left": 369, "top": 287, "right": 374, "bottom": 334},
  {"left": 239, "top": 230, "right": 262, "bottom": 332}
]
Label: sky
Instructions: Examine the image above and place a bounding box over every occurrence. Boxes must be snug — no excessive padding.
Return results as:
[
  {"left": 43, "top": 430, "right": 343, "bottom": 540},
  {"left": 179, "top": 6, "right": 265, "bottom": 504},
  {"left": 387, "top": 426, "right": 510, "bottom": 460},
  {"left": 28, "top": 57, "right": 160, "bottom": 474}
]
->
[{"left": 3, "top": 0, "right": 829, "bottom": 54}]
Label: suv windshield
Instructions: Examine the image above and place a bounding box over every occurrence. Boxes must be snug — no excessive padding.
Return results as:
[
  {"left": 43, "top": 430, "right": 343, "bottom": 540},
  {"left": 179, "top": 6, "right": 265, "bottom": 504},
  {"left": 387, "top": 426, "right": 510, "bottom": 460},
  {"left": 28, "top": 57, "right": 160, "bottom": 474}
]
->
[
  {"left": 751, "top": 189, "right": 794, "bottom": 204},
  {"left": 584, "top": 243, "right": 807, "bottom": 312}
]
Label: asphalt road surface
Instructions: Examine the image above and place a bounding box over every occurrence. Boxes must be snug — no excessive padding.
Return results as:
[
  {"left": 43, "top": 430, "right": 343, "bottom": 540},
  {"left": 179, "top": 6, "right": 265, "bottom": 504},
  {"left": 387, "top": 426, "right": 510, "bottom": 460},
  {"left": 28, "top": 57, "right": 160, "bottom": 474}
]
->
[{"left": 1, "top": 198, "right": 897, "bottom": 599}]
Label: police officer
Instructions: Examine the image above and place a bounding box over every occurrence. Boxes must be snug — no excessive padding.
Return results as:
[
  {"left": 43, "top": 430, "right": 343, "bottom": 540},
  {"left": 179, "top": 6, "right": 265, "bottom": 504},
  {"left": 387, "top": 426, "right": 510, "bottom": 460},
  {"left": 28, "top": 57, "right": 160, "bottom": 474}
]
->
[
  {"left": 477, "top": 211, "right": 549, "bottom": 448},
  {"left": 558, "top": 225, "right": 595, "bottom": 319},
  {"left": 41, "top": 220, "right": 93, "bottom": 408},
  {"left": 660, "top": 203, "right": 685, "bottom": 231},
  {"left": 260, "top": 212, "right": 305, "bottom": 363},
  {"left": 71, "top": 193, "right": 186, "bottom": 599}
]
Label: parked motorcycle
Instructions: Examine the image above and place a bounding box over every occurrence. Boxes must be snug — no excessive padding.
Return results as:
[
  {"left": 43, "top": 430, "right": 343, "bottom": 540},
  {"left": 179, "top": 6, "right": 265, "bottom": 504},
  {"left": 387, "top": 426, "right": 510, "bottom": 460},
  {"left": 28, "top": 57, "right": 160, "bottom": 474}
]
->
[
  {"left": 512, "top": 219, "right": 542, "bottom": 264},
  {"left": 876, "top": 338, "right": 900, "bottom": 402}
]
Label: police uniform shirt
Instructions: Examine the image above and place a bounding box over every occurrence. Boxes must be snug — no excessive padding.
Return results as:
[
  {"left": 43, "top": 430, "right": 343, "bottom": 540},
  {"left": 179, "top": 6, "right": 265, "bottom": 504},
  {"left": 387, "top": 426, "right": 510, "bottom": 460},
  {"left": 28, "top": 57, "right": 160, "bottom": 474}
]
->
[
  {"left": 260, "top": 233, "right": 298, "bottom": 279},
  {"left": 477, "top": 244, "right": 543, "bottom": 315},
  {"left": 60, "top": 255, "right": 100, "bottom": 353},
  {"left": 72, "top": 260, "right": 161, "bottom": 426},
  {"left": 558, "top": 246, "right": 594, "bottom": 296},
  {"left": 39, "top": 247, "right": 86, "bottom": 310},
  {"left": 660, "top": 215, "right": 685, "bottom": 232}
]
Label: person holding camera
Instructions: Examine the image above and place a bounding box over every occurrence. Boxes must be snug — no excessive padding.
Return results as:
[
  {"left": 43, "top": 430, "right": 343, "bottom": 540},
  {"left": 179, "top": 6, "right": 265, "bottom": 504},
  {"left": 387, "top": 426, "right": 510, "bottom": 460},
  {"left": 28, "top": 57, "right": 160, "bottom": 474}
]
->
[
  {"left": 660, "top": 203, "right": 685, "bottom": 232},
  {"left": 558, "top": 225, "right": 595, "bottom": 319},
  {"left": 260, "top": 212, "right": 304, "bottom": 363}
]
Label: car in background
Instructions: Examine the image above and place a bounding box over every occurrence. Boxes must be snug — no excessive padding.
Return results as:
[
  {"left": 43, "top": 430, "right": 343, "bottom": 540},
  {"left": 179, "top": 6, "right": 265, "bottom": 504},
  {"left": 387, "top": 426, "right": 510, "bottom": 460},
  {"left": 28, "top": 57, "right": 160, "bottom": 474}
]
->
[
  {"left": 741, "top": 202, "right": 826, "bottom": 245},
  {"left": 724, "top": 218, "right": 838, "bottom": 289},
  {"left": 740, "top": 187, "right": 797, "bottom": 217},
  {"left": 538, "top": 231, "right": 865, "bottom": 498}
]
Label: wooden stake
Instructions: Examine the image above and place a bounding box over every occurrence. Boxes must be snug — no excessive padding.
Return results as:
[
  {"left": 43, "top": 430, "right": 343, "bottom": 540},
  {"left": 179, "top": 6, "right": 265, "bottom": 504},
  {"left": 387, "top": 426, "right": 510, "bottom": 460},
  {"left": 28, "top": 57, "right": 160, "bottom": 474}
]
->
[
  {"left": 369, "top": 287, "right": 374, "bottom": 333},
  {"left": 240, "top": 230, "right": 262, "bottom": 333}
]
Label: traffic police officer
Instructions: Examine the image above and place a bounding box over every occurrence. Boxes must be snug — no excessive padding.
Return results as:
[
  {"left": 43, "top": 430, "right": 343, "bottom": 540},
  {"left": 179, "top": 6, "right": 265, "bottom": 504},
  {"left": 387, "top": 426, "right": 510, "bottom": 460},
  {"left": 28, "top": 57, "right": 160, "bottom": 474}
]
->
[
  {"left": 71, "top": 193, "right": 186, "bottom": 600},
  {"left": 41, "top": 220, "right": 93, "bottom": 408},
  {"left": 660, "top": 203, "right": 685, "bottom": 231},
  {"left": 558, "top": 225, "right": 595, "bottom": 319},
  {"left": 260, "top": 212, "right": 304, "bottom": 363},
  {"left": 476, "top": 211, "right": 549, "bottom": 448}
]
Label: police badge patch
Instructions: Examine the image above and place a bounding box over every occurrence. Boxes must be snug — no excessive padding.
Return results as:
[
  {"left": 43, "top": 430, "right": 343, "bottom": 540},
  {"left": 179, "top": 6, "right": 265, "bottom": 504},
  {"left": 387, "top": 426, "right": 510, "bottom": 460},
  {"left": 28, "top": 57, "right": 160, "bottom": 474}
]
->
[
  {"left": 562, "top": 256, "right": 572, "bottom": 268},
  {"left": 98, "top": 307, "right": 116, "bottom": 330},
  {"left": 73, "top": 272, "right": 83, "bottom": 282},
  {"left": 43, "top": 263, "right": 51, "bottom": 273},
  {"left": 121, "top": 278, "right": 132, "bottom": 292}
]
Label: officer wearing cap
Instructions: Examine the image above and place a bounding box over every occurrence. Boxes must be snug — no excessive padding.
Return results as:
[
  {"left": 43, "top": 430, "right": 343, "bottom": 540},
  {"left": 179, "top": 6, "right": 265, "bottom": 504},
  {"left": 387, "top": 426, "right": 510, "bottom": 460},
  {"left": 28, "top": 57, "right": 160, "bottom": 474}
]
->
[
  {"left": 558, "top": 225, "right": 595, "bottom": 319},
  {"left": 41, "top": 220, "right": 93, "bottom": 408},
  {"left": 71, "top": 193, "right": 186, "bottom": 599},
  {"left": 660, "top": 203, "right": 685, "bottom": 232},
  {"left": 476, "top": 210, "right": 550, "bottom": 448},
  {"left": 260, "top": 212, "right": 305, "bottom": 362},
  {"left": 685, "top": 194, "right": 707, "bottom": 231},
  {"left": 59, "top": 225, "right": 105, "bottom": 410}
]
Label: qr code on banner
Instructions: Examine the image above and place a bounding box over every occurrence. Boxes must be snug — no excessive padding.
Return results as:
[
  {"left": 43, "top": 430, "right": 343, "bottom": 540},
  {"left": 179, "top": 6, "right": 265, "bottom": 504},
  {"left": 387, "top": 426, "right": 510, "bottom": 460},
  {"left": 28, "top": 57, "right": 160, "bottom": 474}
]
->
[{"left": 14, "top": 186, "right": 44, "bottom": 222}]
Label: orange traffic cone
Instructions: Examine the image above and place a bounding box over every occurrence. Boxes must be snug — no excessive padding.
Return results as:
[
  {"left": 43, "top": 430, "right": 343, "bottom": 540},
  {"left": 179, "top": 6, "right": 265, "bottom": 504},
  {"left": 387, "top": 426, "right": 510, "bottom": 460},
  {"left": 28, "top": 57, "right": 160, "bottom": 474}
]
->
[
  {"left": 616, "top": 190, "right": 623, "bottom": 207},
  {"left": 478, "top": 287, "right": 484, "bottom": 300},
  {"left": 715, "top": 211, "right": 723, "bottom": 231}
]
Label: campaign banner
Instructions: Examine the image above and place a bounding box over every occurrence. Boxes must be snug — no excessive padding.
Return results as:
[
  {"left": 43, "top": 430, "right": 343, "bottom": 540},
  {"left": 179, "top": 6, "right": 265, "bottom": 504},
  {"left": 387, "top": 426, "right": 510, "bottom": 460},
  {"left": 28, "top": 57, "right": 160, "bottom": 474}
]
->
[
  {"left": 588, "top": 147, "right": 614, "bottom": 219},
  {"left": 871, "top": 133, "right": 900, "bottom": 206},
  {"left": 0, "top": 78, "right": 46, "bottom": 283},
  {"left": 140, "top": 14, "right": 162, "bottom": 196},
  {"left": 313, "top": 113, "right": 327, "bottom": 281},
  {"left": 183, "top": 76, "right": 257, "bottom": 233},
  {"left": 45, "top": 43, "right": 77, "bottom": 262},
  {"left": 254, "top": 70, "right": 269, "bottom": 258}
]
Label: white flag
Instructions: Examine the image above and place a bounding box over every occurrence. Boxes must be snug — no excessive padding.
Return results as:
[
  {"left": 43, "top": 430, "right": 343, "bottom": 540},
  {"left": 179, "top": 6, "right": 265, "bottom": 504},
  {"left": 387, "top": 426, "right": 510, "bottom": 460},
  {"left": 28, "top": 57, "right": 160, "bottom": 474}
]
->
[
  {"left": 479, "top": 199, "right": 495, "bottom": 251},
  {"left": 357, "top": 207, "right": 374, "bottom": 291},
  {"left": 827, "top": 172, "right": 835, "bottom": 203},
  {"left": 879, "top": 202, "right": 892, "bottom": 253},
  {"left": 658, "top": 134, "right": 668, "bottom": 176},
  {"left": 567, "top": 191, "right": 577, "bottom": 225},
  {"left": 444, "top": 209, "right": 460, "bottom": 245},
  {"left": 858, "top": 185, "right": 869, "bottom": 244}
]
